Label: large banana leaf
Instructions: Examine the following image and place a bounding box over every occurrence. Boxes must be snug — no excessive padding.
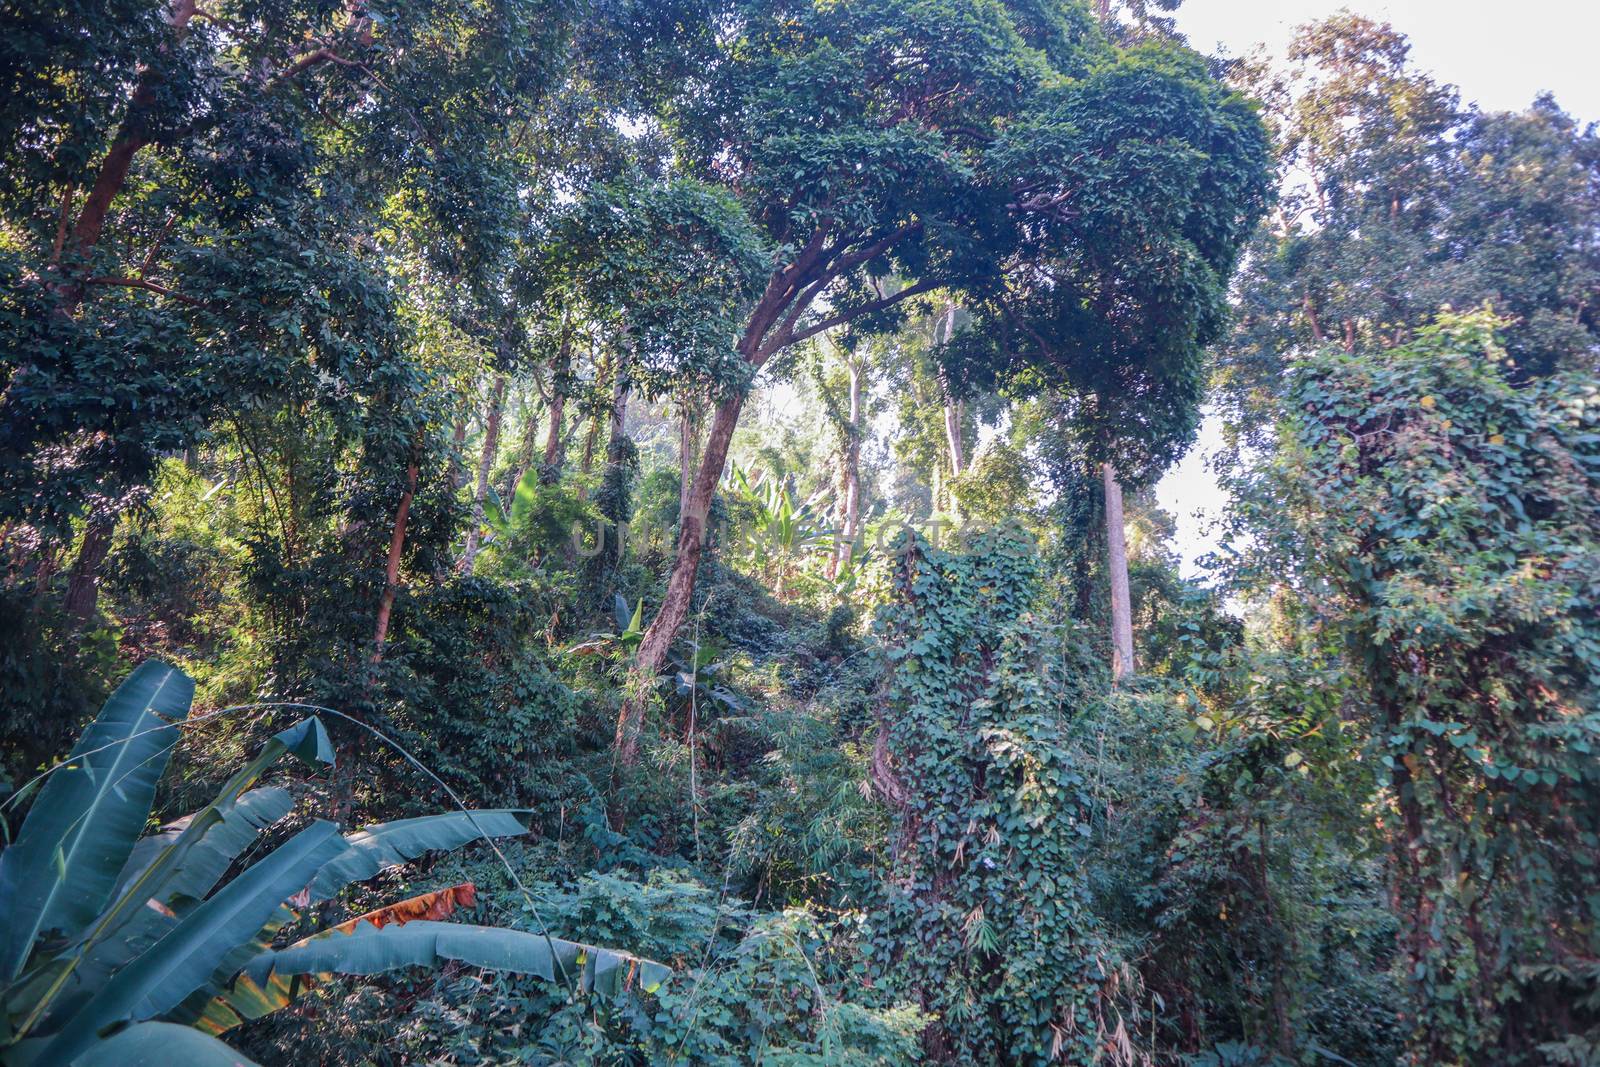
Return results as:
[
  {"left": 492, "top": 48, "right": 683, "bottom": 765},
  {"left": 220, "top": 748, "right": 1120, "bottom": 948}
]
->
[
  {"left": 74, "top": 1021, "right": 259, "bottom": 1066},
  {"left": 306, "top": 810, "right": 530, "bottom": 903},
  {"left": 4, "top": 788, "right": 294, "bottom": 1032},
  {"left": 191, "top": 883, "right": 480, "bottom": 1034},
  {"left": 8, "top": 718, "right": 331, "bottom": 1034},
  {"left": 110, "top": 787, "right": 294, "bottom": 911},
  {"left": 89, "top": 715, "right": 330, "bottom": 945},
  {"left": 244, "top": 919, "right": 672, "bottom": 997},
  {"left": 0, "top": 662, "right": 195, "bottom": 981},
  {"left": 40, "top": 821, "right": 348, "bottom": 1065}
]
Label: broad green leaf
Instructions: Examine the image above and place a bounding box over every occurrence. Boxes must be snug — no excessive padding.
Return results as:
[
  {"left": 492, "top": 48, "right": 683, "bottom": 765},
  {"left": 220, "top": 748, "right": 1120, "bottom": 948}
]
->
[
  {"left": 509, "top": 466, "right": 540, "bottom": 527},
  {"left": 483, "top": 486, "right": 510, "bottom": 531},
  {"left": 42, "top": 822, "right": 348, "bottom": 1065},
  {"left": 244, "top": 919, "right": 671, "bottom": 998},
  {"left": 12, "top": 788, "right": 294, "bottom": 1031},
  {"left": 192, "top": 883, "right": 478, "bottom": 1033},
  {"left": 0, "top": 662, "right": 195, "bottom": 980},
  {"left": 271, "top": 717, "right": 334, "bottom": 768},
  {"left": 306, "top": 810, "right": 530, "bottom": 902},
  {"left": 73, "top": 1021, "right": 259, "bottom": 1066}
]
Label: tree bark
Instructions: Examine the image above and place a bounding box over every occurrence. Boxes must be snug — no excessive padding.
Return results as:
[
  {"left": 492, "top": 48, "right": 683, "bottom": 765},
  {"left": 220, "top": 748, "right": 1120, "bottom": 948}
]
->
[
  {"left": 607, "top": 366, "right": 630, "bottom": 458},
  {"left": 936, "top": 305, "right": 964, "bottom": 478},
  {"left": 1102, "top": 461, "right": 1135, "bottom": 682},
  {"left": 460, "top": 374, "right": 506, "bottom": 575},
  {"left": 540, "top": 322, "right": 573, "bottom": 484},
  {"left": 614, "top": 392, "right": 744, "bottom": 767},
  {"left": 678, "top": 397, "right": 702, "bottom": 537},
  {"left": 829, "top": 359, "right": 863, "bottom": 578},
  {"left": 63, "top": 519, "right": 115, "bottom": 622},
  {"left": 942, "top": 391, "right": 965, "bottom": 478},
  {"left": 372, "top": 457, "right": 419, "bottom": 661}
]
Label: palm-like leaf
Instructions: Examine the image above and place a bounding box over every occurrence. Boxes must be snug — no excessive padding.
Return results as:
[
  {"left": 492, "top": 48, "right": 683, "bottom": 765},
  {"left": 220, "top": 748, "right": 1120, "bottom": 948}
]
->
[
  {"left": 306, "top": 810, "right": 530, "bottom": 902},
  {"left": 243, "top": 919, "right": 672, "bottom": 997},
  {"left": 41, "top": 822, "right": 348, "bottom": 1064},
  {"left": 73, "top": 1021, "right": 260, "bottom": 1066},
  {"left": 12, "top": 788, "right": 295, "bottom": 1030},
  {"left": 0, "top": 662, "right": 194, "bottom": 981},
  {"left": 192, "top": 883, "right": 479, "bottom": 1034}
]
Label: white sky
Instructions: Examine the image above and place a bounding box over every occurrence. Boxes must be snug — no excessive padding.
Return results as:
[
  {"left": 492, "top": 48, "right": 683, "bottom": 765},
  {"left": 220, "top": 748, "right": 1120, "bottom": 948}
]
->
[{"left": 1157, "top": 0, "right": 1600, "bottom": 578}]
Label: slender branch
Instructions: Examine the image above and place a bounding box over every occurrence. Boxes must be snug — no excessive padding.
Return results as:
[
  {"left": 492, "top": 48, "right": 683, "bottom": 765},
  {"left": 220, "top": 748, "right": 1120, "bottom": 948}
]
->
[
  {"left": 83, "top": 275, "right": 212, "bottom": 307},
  {"left": 49, "top": 186, "right": 75, "bottom": 266},
  {"left": 138, "top": 212, "right": 181, "bottom": 279}
]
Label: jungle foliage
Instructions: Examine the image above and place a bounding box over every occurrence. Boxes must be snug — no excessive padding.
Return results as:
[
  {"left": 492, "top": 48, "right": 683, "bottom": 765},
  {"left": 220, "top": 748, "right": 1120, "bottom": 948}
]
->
[{"left": 1, "top": 0, "right": 1597, "bottom": 1064}]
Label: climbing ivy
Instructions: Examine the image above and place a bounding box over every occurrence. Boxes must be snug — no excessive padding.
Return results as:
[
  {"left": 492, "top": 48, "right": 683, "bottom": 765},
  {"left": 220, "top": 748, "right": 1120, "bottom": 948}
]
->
[
  {"left": 869, "top": 527, "right": 1122, "bottom": 1064},
  {"left": 1233, "top": 310, "right": 1600, "bottom": 1063}
]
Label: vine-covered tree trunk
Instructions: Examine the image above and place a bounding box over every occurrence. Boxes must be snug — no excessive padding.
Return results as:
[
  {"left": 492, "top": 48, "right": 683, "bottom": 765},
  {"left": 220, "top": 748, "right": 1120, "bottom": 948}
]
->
[
  {"left": 1102, "top": 461, "right": 1135, "bottom": 681},
  {"left": 607, "top": 366, "right": 630, "bottom": 463},
  {"left": 460, "top": 375, "right": 506, "bottom": 575},
  {"left": 873, "top": 528, "right": 1115, "bottom": 1060},
  {"left": 591, "top": 362, "right": 633, "bottom": 584}
]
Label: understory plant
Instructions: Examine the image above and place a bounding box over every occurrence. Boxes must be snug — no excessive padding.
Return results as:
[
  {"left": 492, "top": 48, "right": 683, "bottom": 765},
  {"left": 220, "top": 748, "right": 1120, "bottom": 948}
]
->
[{"left": 0, "top": 661, "right": 667, "bottom": 1065}]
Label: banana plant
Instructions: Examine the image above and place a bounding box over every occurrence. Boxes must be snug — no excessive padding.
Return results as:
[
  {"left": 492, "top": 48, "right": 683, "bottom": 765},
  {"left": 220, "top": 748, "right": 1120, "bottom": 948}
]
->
[
  {"left": 668, "top": 642, "right": 747, "bottom": 719},
  {"left": 727, "top": 464, "right": 836, "bottom": 597},
  {"left": 480, "top": 466, "right": 540, "bottom": 546},
  {"left": 563, "top": 594, "right": 645, "bottom": 661},
  {"left": 0, "top": 662, "right": 669, "bottom": 1065}
]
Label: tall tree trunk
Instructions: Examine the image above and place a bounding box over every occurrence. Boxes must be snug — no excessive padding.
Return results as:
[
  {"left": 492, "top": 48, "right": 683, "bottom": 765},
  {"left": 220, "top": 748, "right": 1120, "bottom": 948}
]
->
[
  {"left": 614, "top": 392, "right": 744, "bottom": 767},
  {"left": 606, "top": 364, "right": 630, "bottom": 463},
  {"left": 62, "top": 519, "right": 115, "bottom": 622},
  {"left": 582, "top": 355, "right": 634, "bottom": 586},
  {"left": 1102, "top": 461, "right": 1135, "bottom": 681},
  {"left": 940, "top": 374, "right": 965, "bottom": 479},
  {"left": 540, "top": 322, "right": 573, "bottom": 484},
  {"left": 829, "top": 360, "right": 863, "bottom": 578},
  {"left": 460, "top": 374, "right": 506, "bottom": 575},
  {"left": 372, "top": 456, "right": 419, "bottom": 662},
  {"left": 678, "top": 397, "right": 702, "bottom": 538},
  {"left": 611, "top": 226, "right": 938, "bottom": 779},
  {"left": 936, "top": 305, "right": 964, "bottom": 478},
  {"left": 597, "top": 362, "right": 632, "bottom": 566}
]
